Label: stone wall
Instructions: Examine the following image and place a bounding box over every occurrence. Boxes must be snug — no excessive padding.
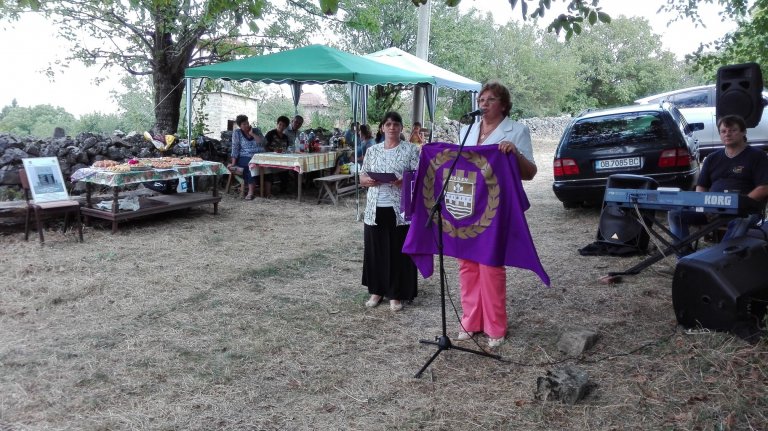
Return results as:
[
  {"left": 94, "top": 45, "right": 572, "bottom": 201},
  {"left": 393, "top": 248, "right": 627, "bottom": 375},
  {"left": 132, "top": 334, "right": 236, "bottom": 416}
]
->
[
  {"left": 0, "top": 132, "right": 220, "bottom": 199},
  {"left": 430, "top": 115, "right": 571, "bottom": 143}
]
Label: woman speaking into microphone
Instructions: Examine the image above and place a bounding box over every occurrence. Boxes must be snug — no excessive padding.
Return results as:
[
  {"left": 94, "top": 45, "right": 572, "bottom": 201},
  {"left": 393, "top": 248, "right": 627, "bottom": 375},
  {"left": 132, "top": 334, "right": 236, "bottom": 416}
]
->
[{"left": 455, "top": 80, "right": 538, "bottom": 347}]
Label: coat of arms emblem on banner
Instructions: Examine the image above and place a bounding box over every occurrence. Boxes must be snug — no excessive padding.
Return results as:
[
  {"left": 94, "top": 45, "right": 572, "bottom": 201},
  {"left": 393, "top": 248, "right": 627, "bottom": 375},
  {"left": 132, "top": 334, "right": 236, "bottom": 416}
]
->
[
  {"left": 444, "top": 168, "right": 476, "bottom": 220},
  {"left": 422, "top": 149, "right": 500, "bottom": 239}
]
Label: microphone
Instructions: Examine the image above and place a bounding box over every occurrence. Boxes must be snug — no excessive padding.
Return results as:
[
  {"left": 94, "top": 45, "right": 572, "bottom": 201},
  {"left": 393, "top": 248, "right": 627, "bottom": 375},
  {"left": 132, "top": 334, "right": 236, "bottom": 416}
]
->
[{"left": 462, "top": 108, "right": 484, "bottom": 119}]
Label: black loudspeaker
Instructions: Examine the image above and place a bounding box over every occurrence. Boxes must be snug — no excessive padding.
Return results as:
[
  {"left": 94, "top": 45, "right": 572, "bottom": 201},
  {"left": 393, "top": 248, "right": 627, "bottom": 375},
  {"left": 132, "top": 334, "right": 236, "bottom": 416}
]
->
[
  {"left": 716, "top": 62, "right": 765, "bottom": 128},
  {"left": 673, "top": 237, "right": 768, "bottom": 341},
  {"left": 597, "top": 174, "right": 658, "bottom": 250}
]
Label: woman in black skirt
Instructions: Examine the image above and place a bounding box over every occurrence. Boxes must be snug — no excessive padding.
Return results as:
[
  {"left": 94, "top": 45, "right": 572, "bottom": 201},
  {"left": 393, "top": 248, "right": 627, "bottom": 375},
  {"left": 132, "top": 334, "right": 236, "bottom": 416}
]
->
[{"left": 359, "top": 111, "right": 421, "bottom": 311}]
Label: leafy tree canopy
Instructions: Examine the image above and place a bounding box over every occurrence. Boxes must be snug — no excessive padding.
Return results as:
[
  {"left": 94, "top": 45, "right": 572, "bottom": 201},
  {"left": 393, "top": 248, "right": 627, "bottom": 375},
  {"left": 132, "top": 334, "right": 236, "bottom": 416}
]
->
[
  {"left": 564, "top": 16, "right": 682, "bottom": 108},
  {"left": 0, "top": 0, "right": 315, "bottom": 134},
  {"left": 0, "top": 0, "right": 615, "bottom": 134},
  {"left": 0, "top": 0, "right": 751, "bottom": 135},
  {"left": 0, "top": 104, "right": 76, "bottom": 137},
  {"left": 680, "top": 0, "right": 768, "bottom": 79}
]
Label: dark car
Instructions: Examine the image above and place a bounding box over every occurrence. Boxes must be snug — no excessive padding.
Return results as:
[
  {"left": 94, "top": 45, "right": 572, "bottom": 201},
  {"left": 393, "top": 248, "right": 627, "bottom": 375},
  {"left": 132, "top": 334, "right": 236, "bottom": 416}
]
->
[{"left": 552, "top": 103, "right": 703, "bottom": 208}]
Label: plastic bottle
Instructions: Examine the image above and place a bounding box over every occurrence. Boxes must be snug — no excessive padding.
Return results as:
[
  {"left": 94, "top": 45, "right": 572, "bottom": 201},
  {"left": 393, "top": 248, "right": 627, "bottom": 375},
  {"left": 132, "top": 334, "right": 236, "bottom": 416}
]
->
[{"left": 299, "top": 132, "right": 307, "bottom": 152}]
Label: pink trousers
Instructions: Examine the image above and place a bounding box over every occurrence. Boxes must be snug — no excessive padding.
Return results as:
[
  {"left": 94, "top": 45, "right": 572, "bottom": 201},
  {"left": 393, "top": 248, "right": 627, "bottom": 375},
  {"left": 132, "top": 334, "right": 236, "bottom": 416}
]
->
[{"left": 458, "top": 259, "right": 507, "bottom": 338}]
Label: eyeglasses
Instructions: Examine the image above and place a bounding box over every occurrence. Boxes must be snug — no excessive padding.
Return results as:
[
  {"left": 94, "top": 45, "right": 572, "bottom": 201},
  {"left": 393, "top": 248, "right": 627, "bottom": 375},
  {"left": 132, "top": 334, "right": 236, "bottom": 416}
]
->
[{"left": 478, "top": 97, "right": 499, "bottom": 104}]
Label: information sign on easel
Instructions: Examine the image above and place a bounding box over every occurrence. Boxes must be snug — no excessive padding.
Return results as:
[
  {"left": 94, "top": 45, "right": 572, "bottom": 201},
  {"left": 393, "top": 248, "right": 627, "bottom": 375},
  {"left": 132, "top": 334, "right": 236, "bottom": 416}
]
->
[{"left": 21, "top": 157, "right": 70, "bottom": 203}]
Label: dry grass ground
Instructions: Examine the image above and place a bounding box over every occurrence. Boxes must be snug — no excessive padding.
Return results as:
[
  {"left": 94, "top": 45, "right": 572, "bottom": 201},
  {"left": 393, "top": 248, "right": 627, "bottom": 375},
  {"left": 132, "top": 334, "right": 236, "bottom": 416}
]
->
[{"left": 0, "top": 139, "right": 766, "bottom": 430}]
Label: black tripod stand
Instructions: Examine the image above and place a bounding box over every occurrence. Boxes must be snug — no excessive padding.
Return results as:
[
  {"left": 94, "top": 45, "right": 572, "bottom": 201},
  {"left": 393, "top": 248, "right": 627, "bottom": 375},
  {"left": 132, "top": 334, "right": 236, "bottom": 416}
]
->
[{"left": 414, "top": 117, "right": 502, "bottom": 379}]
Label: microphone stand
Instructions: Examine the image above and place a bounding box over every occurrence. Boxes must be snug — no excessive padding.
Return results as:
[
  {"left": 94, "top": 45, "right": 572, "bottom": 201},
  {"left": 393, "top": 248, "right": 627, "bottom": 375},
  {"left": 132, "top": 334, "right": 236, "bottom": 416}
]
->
[{"left": 414, "top": 115, "right": 502, "bottom": 379}]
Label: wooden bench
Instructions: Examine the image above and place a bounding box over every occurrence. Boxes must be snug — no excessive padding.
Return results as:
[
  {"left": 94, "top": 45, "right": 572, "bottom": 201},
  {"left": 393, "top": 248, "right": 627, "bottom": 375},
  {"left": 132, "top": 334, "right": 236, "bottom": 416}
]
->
[{"left": 314, "top": 174, "right": 357, "bottom": 205}]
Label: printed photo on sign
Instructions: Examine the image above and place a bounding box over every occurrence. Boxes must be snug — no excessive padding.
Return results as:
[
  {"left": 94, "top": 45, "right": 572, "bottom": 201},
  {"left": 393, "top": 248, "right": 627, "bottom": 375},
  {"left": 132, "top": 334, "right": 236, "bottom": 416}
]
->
[{"left": 22, "top": 157, "right": 70, "bottom": 203}]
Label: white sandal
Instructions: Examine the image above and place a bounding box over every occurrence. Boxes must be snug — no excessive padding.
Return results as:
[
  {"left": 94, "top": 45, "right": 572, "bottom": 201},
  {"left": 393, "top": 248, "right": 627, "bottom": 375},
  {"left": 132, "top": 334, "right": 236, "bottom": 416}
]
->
[
  {"left": 456, "top": 331, "right": 475, "bottom": 341},
  {"left": 488, "top": 336, "right": 505, "bottom": 348},
  {"left": 365, "top": 295, "right": 382, "bottom": 308}
]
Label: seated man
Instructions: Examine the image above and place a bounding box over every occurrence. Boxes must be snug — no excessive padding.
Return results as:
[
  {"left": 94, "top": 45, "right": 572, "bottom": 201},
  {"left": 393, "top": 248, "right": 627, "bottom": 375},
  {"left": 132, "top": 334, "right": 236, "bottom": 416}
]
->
[
  {"left": 668, "top": 115, "right": 768, "bottom": 251},
  {"left": 283, "top": 115, "right": 304, "bottom": 149}
]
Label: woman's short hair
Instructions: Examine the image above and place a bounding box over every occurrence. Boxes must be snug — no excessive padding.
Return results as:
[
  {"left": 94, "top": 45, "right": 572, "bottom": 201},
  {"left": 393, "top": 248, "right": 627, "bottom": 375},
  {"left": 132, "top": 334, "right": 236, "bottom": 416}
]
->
[
  {"left": 413, "top": 121, "right": 421, "bottom": 128},
  {"left": 235, "top": 114, "right": 249, "bottom": 126},
  {"left": 277, "top": 115, "right": 290, "bottom": 127},
  {"left": 360, "top": 124, "right": 372, "bottom": 139},
  {"left": 480, "top": 80, "right": 512, "bottom": 117},
  {"left": 382, "top": 111, "right": 403, "bottom": 126}
]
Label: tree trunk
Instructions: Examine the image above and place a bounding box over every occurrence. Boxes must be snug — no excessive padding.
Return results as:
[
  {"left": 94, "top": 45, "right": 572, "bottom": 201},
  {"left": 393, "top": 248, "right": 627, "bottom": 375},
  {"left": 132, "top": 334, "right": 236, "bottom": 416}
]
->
[
  {"left": 153, "top": 68, "right": 184, "bottom": 134},
  {"left": 151, "top": 25, "right": 197, "bottom": 135}
]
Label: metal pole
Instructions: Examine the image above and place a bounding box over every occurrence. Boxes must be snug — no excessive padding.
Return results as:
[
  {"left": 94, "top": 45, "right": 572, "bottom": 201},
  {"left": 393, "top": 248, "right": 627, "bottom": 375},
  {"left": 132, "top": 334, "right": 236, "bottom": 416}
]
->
[
  {"left": 185, "top": 78, "right": 193, "bottom": 154},
  {"left": 411, "top": 0, "right": 431, "bottom": 127}
]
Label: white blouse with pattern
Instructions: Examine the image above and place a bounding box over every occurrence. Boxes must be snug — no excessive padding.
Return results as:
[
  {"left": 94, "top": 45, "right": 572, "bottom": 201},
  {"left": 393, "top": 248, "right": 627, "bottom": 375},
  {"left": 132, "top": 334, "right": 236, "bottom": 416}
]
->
[{"left": 360, "top": 140, "right": 421, "bottom": 226}]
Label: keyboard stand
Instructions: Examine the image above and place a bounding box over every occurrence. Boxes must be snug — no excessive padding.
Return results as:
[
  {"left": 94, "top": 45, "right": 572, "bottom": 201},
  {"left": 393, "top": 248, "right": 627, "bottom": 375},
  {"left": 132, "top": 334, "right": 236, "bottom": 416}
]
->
[{"left": 607, "top": 211, "right": 732, "bottom": 277}]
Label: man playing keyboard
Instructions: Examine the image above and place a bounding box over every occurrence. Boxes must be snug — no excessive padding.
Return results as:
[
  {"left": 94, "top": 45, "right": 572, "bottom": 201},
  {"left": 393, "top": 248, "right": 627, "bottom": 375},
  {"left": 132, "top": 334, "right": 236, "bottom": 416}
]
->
[{"left": 668, "top": 114, "right": 768, "bottom": 254}]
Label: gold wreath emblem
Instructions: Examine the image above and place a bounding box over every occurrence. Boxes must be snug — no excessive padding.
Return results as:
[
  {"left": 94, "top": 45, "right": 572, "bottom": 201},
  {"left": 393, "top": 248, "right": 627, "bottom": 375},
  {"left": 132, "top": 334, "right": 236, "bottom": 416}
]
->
[{"left": 422, "top": 149, "right": 500, "bottom": 239}]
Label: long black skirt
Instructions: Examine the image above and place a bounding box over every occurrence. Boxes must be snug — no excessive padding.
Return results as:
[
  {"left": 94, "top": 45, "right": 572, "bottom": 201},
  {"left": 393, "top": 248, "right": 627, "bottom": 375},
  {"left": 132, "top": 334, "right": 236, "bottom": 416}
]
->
[{"left": 362, "top": 207, "right": 418, "bottom": 301}]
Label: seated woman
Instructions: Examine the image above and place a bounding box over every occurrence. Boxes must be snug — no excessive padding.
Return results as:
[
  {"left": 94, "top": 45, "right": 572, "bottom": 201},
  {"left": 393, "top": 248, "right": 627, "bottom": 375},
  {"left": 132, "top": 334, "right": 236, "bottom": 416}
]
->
[
  {"left": 375, "top": 121, "right": 385, "bottom": 143},
  {"left": 229, "top": 114, "right": 265, "bottom": 200},
  {"left": 265, "top": 115, "right": 291, "bottom": 152},
  {"left": 355, "top": 124, "right": 376, "bottom": 164}
]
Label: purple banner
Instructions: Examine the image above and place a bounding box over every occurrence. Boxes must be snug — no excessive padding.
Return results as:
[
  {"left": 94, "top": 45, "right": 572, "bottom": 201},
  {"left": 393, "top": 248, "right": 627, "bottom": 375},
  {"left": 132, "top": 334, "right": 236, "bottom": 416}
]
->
[{"left": 402, "top": 142, "right": 550, "bottom": 286}]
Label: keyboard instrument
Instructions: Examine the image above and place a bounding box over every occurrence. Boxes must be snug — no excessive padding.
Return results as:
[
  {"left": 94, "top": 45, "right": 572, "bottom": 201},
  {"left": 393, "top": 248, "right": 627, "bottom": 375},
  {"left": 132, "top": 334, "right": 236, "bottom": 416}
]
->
[{"left": 604, "top": 188, "right": 764, "bottom": 216}]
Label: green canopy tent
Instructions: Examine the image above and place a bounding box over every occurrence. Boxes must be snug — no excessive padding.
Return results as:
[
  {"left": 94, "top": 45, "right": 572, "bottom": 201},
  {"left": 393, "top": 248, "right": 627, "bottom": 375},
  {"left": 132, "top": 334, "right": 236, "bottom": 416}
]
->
[{"left": 184, "top": 44, "right": 436, "bottom": 215}]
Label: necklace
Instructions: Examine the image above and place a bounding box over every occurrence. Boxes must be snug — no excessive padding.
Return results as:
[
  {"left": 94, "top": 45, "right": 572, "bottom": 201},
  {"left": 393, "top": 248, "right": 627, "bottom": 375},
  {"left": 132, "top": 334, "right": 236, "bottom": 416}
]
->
[{"left": 479, "top": 121, "right": 498, "bottom": 141}]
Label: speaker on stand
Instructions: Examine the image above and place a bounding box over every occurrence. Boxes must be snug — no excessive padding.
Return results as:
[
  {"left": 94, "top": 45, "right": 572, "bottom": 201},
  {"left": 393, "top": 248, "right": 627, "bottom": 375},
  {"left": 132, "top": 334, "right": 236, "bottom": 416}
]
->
[
  {"left": 673, "top": 236, "right": 768, "bottom": 341},
  {"left": 597, "top": 174, "right": 659, "bottom": 251},
  {"left": 716, "top": 62, "right": 765, "bottom": 128}
]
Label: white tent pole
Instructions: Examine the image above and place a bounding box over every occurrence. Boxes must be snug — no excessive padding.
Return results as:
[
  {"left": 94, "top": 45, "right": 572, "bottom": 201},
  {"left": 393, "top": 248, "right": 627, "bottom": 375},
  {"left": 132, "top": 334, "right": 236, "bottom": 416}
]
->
[
  {"left": 412, "top": 0, "right": 431, "bottom": 126},
  {"left": 186, "top": 78, "right": 193, "bottom": 154},
  {"left": 352, "top": 83, "right": 361, "bottom": 220},
  {"left": 361, "top": 85, "right": 368, "bottom": 126},
  {"left": 425, "top": 85, "right": 436, "bottom": 142}
]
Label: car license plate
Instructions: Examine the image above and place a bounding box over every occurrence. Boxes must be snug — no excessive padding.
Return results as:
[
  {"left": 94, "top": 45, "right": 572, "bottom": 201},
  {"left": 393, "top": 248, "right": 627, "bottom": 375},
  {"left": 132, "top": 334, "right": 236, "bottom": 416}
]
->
[{"left": 595, "top": 157, "right": 641, "bottom": 170}]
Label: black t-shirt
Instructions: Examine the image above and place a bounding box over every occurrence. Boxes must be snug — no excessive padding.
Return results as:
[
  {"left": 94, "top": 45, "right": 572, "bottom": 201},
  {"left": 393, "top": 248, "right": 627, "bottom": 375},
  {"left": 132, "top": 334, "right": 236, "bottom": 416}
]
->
[
  {"left": 697, "top": 145, "right": 768, "bottom": 194},
  {"left": 265, "top": 129, "right": 290, "bottom": 152}
]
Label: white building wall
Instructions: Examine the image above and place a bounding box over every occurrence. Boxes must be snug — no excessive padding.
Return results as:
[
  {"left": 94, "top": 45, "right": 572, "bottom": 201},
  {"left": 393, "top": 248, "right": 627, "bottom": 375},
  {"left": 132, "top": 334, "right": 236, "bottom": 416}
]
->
[{"left": 193, "top": 91, "right": 258, "bottom": 139}]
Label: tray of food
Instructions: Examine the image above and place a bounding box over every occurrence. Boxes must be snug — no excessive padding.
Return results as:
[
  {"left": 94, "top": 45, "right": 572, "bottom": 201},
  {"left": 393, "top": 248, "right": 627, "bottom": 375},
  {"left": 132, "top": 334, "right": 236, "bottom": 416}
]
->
[
  {"left": 92, "top": 160, "right": 120, "bottom": 170},
  {"left": 151, "top": 162, "right": 174, "bottom": 169},
  {"left": 107, "top": 164, "right": 131, "bottom": 173}
]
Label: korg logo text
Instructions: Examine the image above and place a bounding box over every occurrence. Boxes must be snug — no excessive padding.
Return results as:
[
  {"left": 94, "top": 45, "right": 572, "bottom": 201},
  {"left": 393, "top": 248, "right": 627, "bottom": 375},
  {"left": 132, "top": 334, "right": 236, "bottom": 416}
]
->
[{"left": 704, "top": 194, "right": 732, "bottom": 206}]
